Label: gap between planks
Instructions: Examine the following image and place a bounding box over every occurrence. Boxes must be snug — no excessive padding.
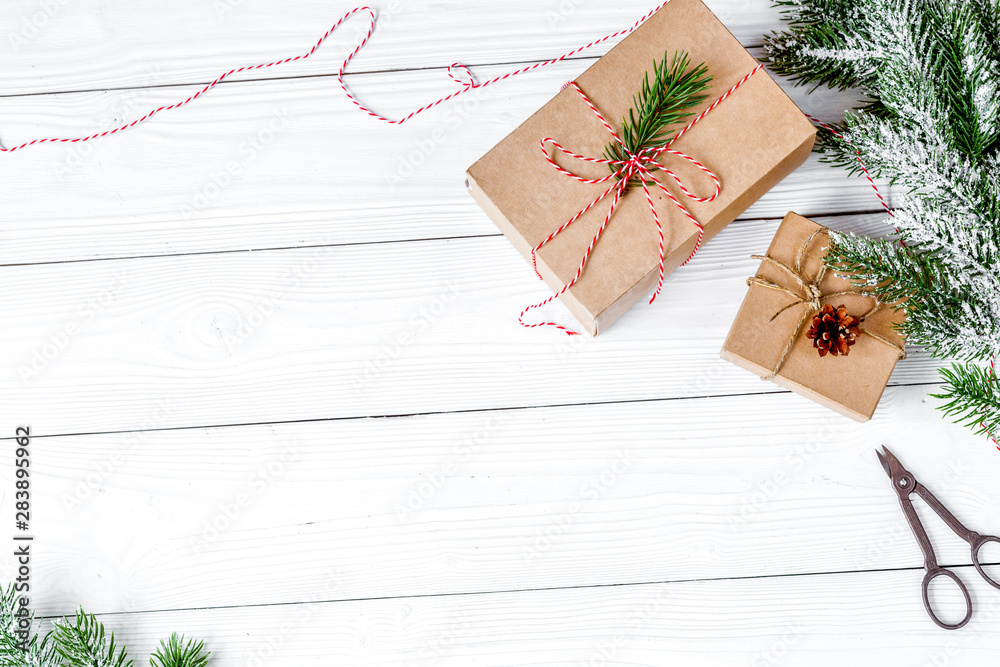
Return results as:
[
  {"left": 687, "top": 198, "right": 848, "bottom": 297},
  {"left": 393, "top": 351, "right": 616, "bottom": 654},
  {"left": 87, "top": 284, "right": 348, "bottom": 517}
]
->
[
  {"left": 0, "top": 381, "right": 941, "bottom": 443},
  {"left": 0, "top": 55, "right": 625, "bottom": 101},
  {"left": 32, "top": 560, "right": 981, "bottom": 621},
  {"left": 2, "top": 0, "right": 780, "bottom": 96},
  {"left": 0, "top": 208, "right": 891, "bottom": 270}
]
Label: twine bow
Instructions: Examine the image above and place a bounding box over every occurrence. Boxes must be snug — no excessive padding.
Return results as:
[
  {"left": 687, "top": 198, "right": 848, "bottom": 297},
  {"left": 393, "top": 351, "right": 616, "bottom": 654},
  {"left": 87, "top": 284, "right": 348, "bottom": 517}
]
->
[
  {"left": 748, "top": 226, "right": 906, "bottom": 379},
  {"left": 518, "top": 65, "right": 764, "bottom": 335}
]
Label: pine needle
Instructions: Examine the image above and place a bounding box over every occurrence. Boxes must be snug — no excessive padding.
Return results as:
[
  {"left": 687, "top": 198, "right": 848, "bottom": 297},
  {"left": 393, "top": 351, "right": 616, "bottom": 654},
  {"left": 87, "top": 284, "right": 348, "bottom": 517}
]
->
[
  {"left": 0, "top": 586, "right": 211, "bottom": 667},
  {"left": 604, "top": 51, "right": 712, "bottom": 185},
  {"left": 150, "top": 634, "right": 210, "bottom": 667},
  {"left": 50, "top": 610, "right": 132, "bottom": 667},
  {"left": 933, "top": 363, "right": 1000, "bottom": 437},
  {"left": 766, "top": 0, "right": 1000, "bottom": 439},
  {"left": 0, "top": 584, "right": 59, "bottom": 667}
]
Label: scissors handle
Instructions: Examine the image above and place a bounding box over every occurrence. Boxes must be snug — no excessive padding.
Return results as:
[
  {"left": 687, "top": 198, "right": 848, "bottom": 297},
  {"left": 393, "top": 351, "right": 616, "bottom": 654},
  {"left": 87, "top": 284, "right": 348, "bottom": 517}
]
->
[
  {"left": 897, "top": 479, "right": 939, "bottom": 571},
  {"left": 972, "top": 534, "right": 1000, "bottom": 590},
  {"left": 915, "top": 483, "right": 979, "bottom": 545},
  {"left": 916, "top": 483, "right": 1000, "bottom": 590},
  {"left": 922, "top": 567, "right": 972, "bottom": 630}
]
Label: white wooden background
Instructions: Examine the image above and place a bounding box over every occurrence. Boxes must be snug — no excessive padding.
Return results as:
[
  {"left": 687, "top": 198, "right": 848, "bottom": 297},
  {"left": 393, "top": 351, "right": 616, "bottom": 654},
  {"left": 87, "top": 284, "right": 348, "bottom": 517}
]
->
[{"left": 2, "top": 0, "right": 1000, "bottom": 664}]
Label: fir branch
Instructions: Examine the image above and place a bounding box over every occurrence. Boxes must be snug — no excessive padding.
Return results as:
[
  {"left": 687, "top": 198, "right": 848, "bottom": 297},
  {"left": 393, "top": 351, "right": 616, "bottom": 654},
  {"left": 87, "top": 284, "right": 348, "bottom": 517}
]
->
[
  {"left": 829, "top": 231, "right": 945, "bottom": 304},
  {"left": 932, "top": 363, "right": 1000, "bottom": 437},
  {"left": 604, "top": 51, "right": 712, "bottom": 184},
  {"left": 762, "top": 0, "right": 881, "bottom": 91},
  {"left": 50, "top": 610, "right": 132, "bottom": 667},
  {"left": 0, "top": 585, "right": 58, "bottom": 667},
  {"left": 149, "top": 634, "right": 209, "bottom": 667},
  {"left": 768, "top": 0, "right": 1000, "bottom": 439},
  {"left": 0, "top": 586, "right": 210, "bottom": 667}
]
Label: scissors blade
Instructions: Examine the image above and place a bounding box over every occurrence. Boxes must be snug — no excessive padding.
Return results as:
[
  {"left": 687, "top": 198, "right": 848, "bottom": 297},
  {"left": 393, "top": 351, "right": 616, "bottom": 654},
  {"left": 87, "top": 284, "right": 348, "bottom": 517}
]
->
[{"left": 876, "top": 447, "right": 893, "bottom": 479}]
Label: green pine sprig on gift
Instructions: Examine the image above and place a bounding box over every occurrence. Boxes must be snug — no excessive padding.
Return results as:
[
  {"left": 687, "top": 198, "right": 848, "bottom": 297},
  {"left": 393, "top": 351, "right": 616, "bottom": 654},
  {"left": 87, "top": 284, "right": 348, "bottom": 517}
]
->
[
  {"left": 0, "top": 584, "right": 210, "bottom": 667},
  {"left": 604, "top": 51, "right": 712, "bottom": 186},
  {"left": 762, "top": 0, "right": 1000, "bottom": 441}
]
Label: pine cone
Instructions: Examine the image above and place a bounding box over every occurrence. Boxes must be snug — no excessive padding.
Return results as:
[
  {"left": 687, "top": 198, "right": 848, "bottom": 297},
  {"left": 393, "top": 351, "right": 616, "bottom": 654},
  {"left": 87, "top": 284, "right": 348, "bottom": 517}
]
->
[{"left": 806, "top": 304, "right": 861, "bottom": 357}]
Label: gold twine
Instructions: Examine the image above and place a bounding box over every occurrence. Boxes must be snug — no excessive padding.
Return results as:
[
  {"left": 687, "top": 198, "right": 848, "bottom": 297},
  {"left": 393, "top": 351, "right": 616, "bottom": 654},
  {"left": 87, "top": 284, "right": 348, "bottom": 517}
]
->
[{"left": 747, "top": 226, "right": 906, "bottom": 380}]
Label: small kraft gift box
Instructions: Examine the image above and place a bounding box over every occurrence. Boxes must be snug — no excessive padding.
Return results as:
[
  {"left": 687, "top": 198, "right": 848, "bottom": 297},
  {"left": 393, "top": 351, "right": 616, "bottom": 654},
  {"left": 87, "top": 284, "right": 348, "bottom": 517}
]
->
[
  {"left": 721, "top": 212, "right": 907, "bottom": 422},
  {"left": 466, "top": 0, "right": 815, "bottom": 336}
]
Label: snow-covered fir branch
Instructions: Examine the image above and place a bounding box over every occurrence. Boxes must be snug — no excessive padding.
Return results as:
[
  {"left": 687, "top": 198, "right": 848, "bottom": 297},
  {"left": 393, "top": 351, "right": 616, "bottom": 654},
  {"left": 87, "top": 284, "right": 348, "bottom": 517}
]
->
[{"left": 765, "top": 0, "right": 1000, "bottom": 437}]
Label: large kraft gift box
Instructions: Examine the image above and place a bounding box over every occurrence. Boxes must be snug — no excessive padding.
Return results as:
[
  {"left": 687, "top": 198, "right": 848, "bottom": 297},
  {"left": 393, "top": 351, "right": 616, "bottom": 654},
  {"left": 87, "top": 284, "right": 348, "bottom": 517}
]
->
[
  {"left": 721, "top": 212, "right": 907, "bottom": 422},
  {"left": 465, "top": 0, "right": 815, "bottom": 335}
]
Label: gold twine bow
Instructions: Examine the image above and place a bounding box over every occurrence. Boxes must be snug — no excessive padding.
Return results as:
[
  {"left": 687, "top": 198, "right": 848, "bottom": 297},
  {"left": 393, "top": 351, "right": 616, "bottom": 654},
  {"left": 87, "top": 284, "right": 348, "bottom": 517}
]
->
[{"left": 747, "top": 226, "right": 906, "bottom": 380}]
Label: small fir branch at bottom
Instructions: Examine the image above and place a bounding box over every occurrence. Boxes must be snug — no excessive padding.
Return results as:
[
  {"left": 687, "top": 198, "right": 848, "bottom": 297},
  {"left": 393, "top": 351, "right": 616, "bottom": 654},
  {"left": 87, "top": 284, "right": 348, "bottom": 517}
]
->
[
  {"left": 50, "top": 610, "right": 132, "bottom": 667},
  {"left": 603, "top": 51, "right": 712, "bottom": 186},
  {"left": 0, "top": 585, "right": 59, "bottom": 667},
  {"left": 150, "top": 634, "right": 209, "bottom": 667},
  {"left": 932, "top": 363, "right": 1000, "bottom": 438},
  {"left": 0, "top": 584, "right": 210, "bottom": 667}
]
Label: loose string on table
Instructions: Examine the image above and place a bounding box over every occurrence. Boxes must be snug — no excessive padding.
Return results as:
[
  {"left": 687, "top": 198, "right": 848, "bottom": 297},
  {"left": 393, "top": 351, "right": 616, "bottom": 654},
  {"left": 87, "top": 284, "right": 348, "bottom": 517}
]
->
[
  {"left": 519, "top": 65, "right": 764, "bottom": 336},
  {"left": 3, "top": 2, "right": 994, "bottom": 447},
  {"left": 0, "top": 2, "right": 672, "bottom": 152}
]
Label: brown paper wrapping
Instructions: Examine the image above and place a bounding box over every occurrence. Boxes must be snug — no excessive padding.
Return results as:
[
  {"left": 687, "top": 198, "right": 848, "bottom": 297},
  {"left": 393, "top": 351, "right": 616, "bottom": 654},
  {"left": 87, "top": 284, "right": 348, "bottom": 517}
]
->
[
  {"left": 465, "top": 0, "right": 815, "bottom": 335},
  {"left": 721, "top": 212, "right": 907, "bottom": 422}
]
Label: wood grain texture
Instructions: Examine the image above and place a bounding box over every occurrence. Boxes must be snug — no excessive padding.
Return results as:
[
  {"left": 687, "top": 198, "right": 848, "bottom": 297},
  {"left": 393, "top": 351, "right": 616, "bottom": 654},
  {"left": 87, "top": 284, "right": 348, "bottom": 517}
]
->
[
  {"left": 27, "top": 569, "right": 1000, "bottom": 666},
  {"left": 0, "top": 214, "right": 941, "bottom": 437},
  {"left": 1, "top": 0, "right": 783, "bottom": 96},
  {"left": 3, "top": 3, "right": 989, "bottom": 664},
  {"left": 4, "top": 384, "right": 996, "bottom": 616},
  {"left": 0, "top": 57, "right": 882, "bottom": 265}
]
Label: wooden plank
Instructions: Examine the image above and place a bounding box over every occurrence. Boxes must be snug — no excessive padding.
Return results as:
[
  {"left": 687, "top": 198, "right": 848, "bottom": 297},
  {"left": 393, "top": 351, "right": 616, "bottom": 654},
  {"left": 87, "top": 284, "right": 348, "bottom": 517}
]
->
[
  {"left": 0, "top": 214, "right": 942, "bottom": 437},
  {"left": 24, "top": 565, "right": 1000, "bottom": 665},
  {"left": 0, "top": 58, "right": 886, "bottom": 265},
  {"left": 1, "top": 0, "right": 785, "bottom": 96},
  {"left": 6, "top": 385, "right": 997, "bottom": 616}
]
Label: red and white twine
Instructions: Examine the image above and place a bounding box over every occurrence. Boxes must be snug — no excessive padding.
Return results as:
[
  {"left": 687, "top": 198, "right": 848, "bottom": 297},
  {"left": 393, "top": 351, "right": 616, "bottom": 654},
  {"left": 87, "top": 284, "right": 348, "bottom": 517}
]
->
[
  {"left": 520, "top": 66, "right": 763, "bottom": 335},
  {"left": 3, "top": 4, "right": 994, "bottom": 445},
  {"left": 0, "top": 3, "right": 674, "bottom": 152},
  {"left": 806, "top": 115, "right": 893, "bottom": 218}
]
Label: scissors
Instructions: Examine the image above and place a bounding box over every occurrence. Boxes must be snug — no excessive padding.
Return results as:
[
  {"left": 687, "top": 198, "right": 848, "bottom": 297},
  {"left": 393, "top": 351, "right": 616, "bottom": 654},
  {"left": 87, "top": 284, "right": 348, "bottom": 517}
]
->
[{"left": 877, "top": 446, "right": 1000, "bottom": 629}]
